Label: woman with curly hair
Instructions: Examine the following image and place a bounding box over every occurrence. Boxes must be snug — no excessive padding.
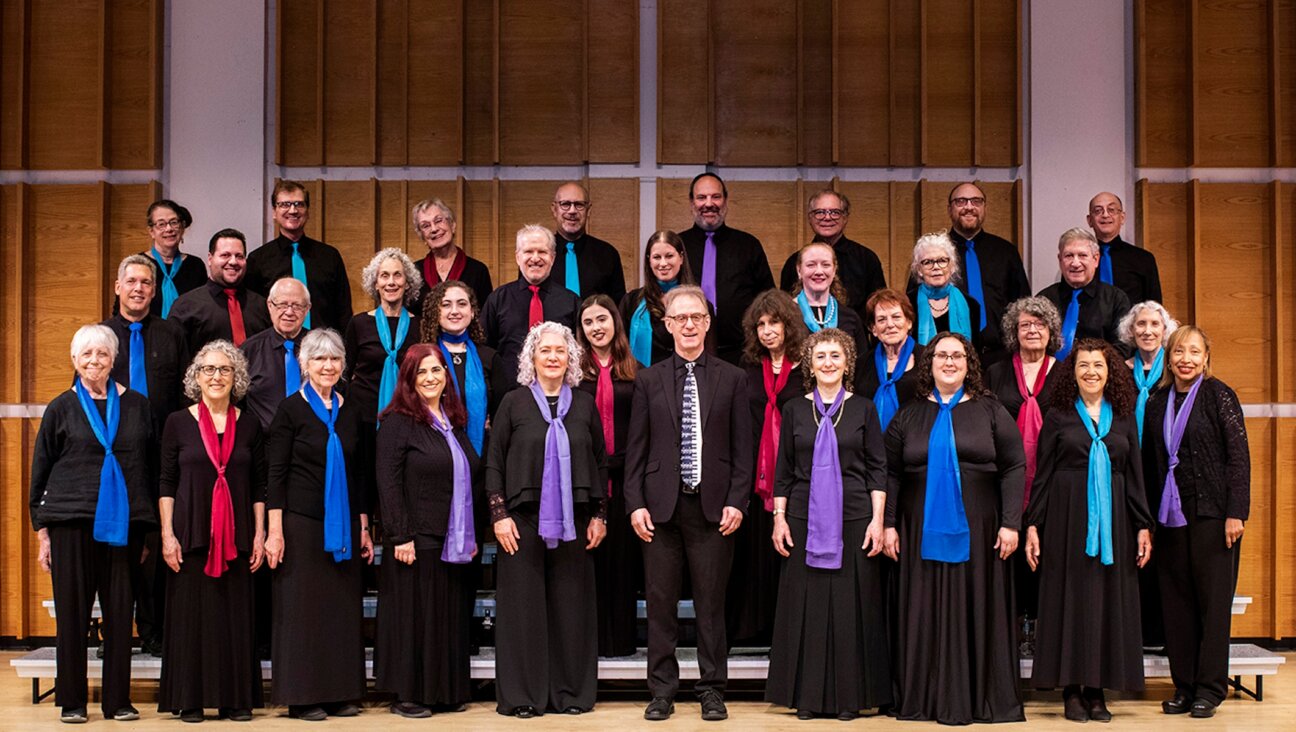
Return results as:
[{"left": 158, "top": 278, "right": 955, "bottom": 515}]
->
[
  {"left": 1023, "top": 338, "right": 1153, "bottom": 722},
  {"left": 420, "top": 279, "right": 502, "bottom": 454},
  {"left": 883, "top": 332, "right": 1026, "bottom": 725}
]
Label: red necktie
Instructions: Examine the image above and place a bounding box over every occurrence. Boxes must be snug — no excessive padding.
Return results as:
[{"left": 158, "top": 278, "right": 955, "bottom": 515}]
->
[
  {"left": 224, "top": 288, "right": 246, "bottom": 346},
  {"left": 528, "top": 285, "right": 543, "bottom": 328}
]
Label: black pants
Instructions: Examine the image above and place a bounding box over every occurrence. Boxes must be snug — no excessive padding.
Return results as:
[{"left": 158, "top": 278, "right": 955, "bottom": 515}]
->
[
  {"left": 48, "top": 523, "right": 138, "bottom": 714},
  {"left": 642, "top": 493, "right": 735, "bottom": 699},
  {"left": 131, "top": 529, "right": 165, "bottom": 644},
  {"left": 493, "top": 509, "right": 598, "bottom": 714},
  {"left": 1157, "top": 512, "right": 1240, "bottom": 705}
]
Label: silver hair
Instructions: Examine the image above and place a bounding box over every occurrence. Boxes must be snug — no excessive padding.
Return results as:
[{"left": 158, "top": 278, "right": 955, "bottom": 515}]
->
[
  {"left": 69, "top": 324, "right": 119, "bottom": 361},
  {"left": 1117, "top": 300, "right": 1179, "bottom": 348},
  {"left": 117, "top": 253, "right": 156, "bottom": 283},
  {"left": 411, "top": 198, "right": 455, "bottom": 230},
  {"left": 1058, "top": 226, "right": 1099, "bottom": 255},
  {"left": 662, "top": 284, "right": 708, "bottom": 314},
  {"left": 515, "top": 223, "right": 556, "bottom": 254},
  {"left": 268, "top": 277, "right": 311, "bottom": 306},
  {"left": 999, "top": 296, "right": 1064, "bottom": 355},
  {"left": 806, "top": 188, "right": 850, "bottom": 215},
  {"left": 360, "top": 247, "right": 423, "bottom": 305},
  {"left": 909, "top": 231, "right": 962, "bottom": 284},
  {"left": 183, "top": 339, "right": 250, "bottom": 402},
  {"left": 515, "top": 321, "right": 584, "bottom": 387},
  {"left": 297, "top": 328, "right": 347, "bottom": 380}
]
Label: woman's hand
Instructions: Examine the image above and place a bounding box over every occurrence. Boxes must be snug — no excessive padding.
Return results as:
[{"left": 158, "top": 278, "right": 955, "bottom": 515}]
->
[
  {"left": 1136, "top": 528, "right": 1152, "bottom": 568},
  {"left": 771, "top": 514, "right": 793, "bottom": 557},
  {"left": 1024, "top": 526, "right": 1041, "bottom": 571},
  {"left": 393, "top": 540, "right": 416, "bottom": 565},
  {"left": 360, "top": 528, "right": 375, "bottom": 565},
  {"left": 494, "top": 517, "right": 520, "bottom": 555},
  {"left": 161, "top": 532, "right": 184, "bottom": 573},
  {"left": 862, "top": 518, "right": 885, "bottom": 557},
  {"left": 250, "top": 531, "right": 266, "bottom": 572},
  {"left": 995, "top": 527, "right": 1019, "bottom": 560},
  {"left": 37, "top": 528, "right": 51, "bottom": 573},
  {"left": 586, "top": 517, "right": 607, "bottom": 550},
  {"left": 883, "top": 527, "right": 900, "bottom": 561},
  {"left": 1225, "top": 518, "right": 1245, "bottom": 549},
  {"left": 265, "top": 531, "right": 285, "bottom": 569}
]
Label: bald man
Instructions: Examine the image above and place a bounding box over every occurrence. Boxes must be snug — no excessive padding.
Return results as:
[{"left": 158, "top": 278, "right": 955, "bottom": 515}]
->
[
  {"left": 1086, "top": 191, "right": 1162, "bottom": 305},
  {"left": 547, "top": 181, "right": 627, "bottom": 302}
]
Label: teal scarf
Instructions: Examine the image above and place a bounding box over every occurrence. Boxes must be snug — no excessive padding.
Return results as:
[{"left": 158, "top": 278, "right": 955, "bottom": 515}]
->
[
  {"left": 1075, "top": 398, "right": 1114, "bottom": 566},
  {"left": 916, "top": 283, "right": 972, "bottom": 344}
]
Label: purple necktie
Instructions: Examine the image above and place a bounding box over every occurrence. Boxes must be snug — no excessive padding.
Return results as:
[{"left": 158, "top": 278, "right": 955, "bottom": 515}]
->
[
  {"left": 701, "top": 231, "right": 718, "bottom": 310},
  {"left": 1159, "top": 375, "right": 1203, "bottom": 528},
  {"left": 805, "top": 388, "right": 846, "bottom": 569},
  {"left": 430, "top": 411, "right": 476, "bottom": 563},
  {"left": 529, "top": 381, "right": 576, "bottom": 548}
]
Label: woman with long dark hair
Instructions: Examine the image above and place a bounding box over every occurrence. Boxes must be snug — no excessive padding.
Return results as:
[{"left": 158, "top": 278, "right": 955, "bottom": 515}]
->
[{"left": 620, "top": 230, "right": 695, "bottom": 367}]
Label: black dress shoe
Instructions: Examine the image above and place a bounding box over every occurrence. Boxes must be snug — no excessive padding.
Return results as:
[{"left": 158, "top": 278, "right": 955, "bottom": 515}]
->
[
  {"left": 391, "top": 702, "right": 431, "bottom": 719},
  {"left": 796, "top": 709, "right": 815, "bottom": 720},
  {"left": 699, "top": 689, "right": 728, "bottom": 721},
  {"left": 112, "top": 705, "right": 141, "bottom": 721},
  {"left": 1084, "top": 688, "right": 1111, "bottom": 722},
  {"left": 1063, "top": 686, "right": 1088, "bottom": 722},
  {"left": 180, "top": 709, "right": 204, "bottom": 723},
  {"left": 1189, "top": 699, "right": 1217, "bottom": 718},
  {"left": 837, "top": 710, "right": 859, "bottom": 721},
  {"left": 288, "top": 706, "right": 326, "bottom": 722},
  {"left": 513, "top": 705, "right": 537, "bottom": 719},
  {"left": 644, "top": 697, "right": 674, "bottom": 721},
  {"left": 329, "top": 703, "right": 360, "bottom": 717},
  {"left": 563, "top": 706, "right": 585, "bottom": 715},
  {"left": 1161, "top": 694, "right": 1192, "bottom": 715},
  {"left": 60, "top": 707, "right": 88, "bottom": 724},
  {"left": 220, "top": 708, "right": 252, "bottom": 722}
]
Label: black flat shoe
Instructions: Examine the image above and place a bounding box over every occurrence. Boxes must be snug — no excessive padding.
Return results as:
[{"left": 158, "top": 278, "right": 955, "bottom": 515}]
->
[
  {"left": 1084, "top": 688, "right": 1111, "bottom": 722},
  {"left": 644, "top": 697, "right": 674, "bottom": 721},
  {"left": 220, "top": 708, "right": 252, "bottom": 722},
  {"left": 1063, "top": 686, "right": 1088, "bottom": 723},
  {"left": 329, "top": 703, "right": 360, "bottom": 717},
  {"left": 1162, "top": 695, "right": 1192, "bottom": 715},
  {"left": 60, "top": 707, "right": 88, "bottom": 724},
  {"left": 837, "top": 710, "right": 859, "bottom": 721},
  {"left": 563, "top": 706, "right": 585, "bottom": 715},
  {"left": 513, "top": 705, "right": 537, "bottom": 719},
  {"left": 699, "top": 689, "right": 728, "bottom": 721},
  {"left": 797, "top": 709, "right": 815, "bottom": 720},
  {"left": 112, "top": 705, "right": 140, "bottom": 721},
  {"left": 1189, "top": 699, "right": 1217, "bottom": 718},
  {"left": 391, "top": 702, "right": 431, "bottom": 719},
  {"left": 180, "top": 709, "right": 204, "bottom": 723},
  {"left": 288, "top": 706, "right": 326, "bottom": 722}
]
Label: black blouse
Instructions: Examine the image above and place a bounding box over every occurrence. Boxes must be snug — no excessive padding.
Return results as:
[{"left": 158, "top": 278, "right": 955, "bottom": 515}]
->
[
  {"left": 854, "top": 342, "right": 926, "bottom": 408},
  {"left": 139, "top": 250, "right": 208, "bottom": 318},
  {"left": 266, "top": 391, "right": 369, "bottom": 520},
  {"left": 577, "top": 374, "right": 635, "bottom": 477},
  {"left": 343, "top": 310, "right": 422, "bottom": 423},
  {"left": 1142, "top": 378, "right": 1250, "bottom": 521},
  {"left": 374, "top": 412, "right": 485, "bottom": 547},
  {"left": 907, "top": 289, "right": 984, "bottom": 352},
  {"left": 774, "top": 395, "right": 887, "bottom": 521},
  {"left": 985, "top": 357, "right": 1062, "bottom": 421},
  {"left": 159, "top": 408, "right": 266, "bottom": 553}
]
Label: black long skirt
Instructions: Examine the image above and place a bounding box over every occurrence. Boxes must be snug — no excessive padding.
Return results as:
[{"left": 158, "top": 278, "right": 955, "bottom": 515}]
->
[
  {"left": 158, "top": 550, "right": 263, "bottom": 713},
  {"left": 766, "top": 517, "right": 892, "bottom": 715},
  {"left": 725, "top": 492, "right": 780, "bottom": 645},
  {"left": 271, "top": 512, "right": 366, "bottom": 706},
  {"left": 375, "top": 536, "right": 474, "bottom": 706},
  {"left": 593, "top": 481, "right": 641, "bottom": 657}
]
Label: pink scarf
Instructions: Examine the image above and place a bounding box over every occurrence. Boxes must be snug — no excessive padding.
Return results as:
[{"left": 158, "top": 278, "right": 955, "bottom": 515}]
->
[
  {"left": 754, "top": 356, "right": 791, "bottom": 512},
  {"left": 197, "top": 402, "right": 238, "bottom": 577},
  {"left": 596, "top": 358, "right": 615, "bottom": 497},
  {"left": 1012, "top": 353, "right": 1050, "bottom": 507}
]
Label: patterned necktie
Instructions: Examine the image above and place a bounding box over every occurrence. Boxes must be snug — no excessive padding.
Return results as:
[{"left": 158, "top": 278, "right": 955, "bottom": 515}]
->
[
  {"left": 565, "top": 241, "right": 580, "bottom": 295},
  {"left": 1057, "top": 288, "right": 1082, "bottom": 361},
  {"left": 291, "top": 241, "right": 311, "bottom": 329},
  {"left": 680, "top": 361, "right": 702, "bottom": 488},
  {"left": 224, "top": 288, "right": 246, "bottom": 346},
  {"left": 528, "top": 284, "right": 543, "bottom": 328},
  {"left": 128, "top": 322, "right": 148, "bottom": 398},
  {"left": 283, "top": 338, "right": 301, "bottom": 396},
  {"left": 964, "top": 239, "right": 987, "bottom": 330},
  {"left": 700, "top": 231, "right": 718, "bottom": 310}
]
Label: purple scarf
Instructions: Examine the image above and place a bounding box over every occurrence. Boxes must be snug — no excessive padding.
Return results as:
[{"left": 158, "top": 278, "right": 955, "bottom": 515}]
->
[
  {"left": 430, "top": 410, "right": 476, "bottom": 563},
  {"left": 805, "top": 388, "right": 846, "bottom": 569},
  {"left": 530, "top": 381, "right": 576, "bottom": 548},
  {"left": 1159, "top": 375, "right": 1203, "bottom": 528}
]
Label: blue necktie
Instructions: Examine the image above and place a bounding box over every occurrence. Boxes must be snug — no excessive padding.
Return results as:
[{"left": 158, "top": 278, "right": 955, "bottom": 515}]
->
[
  {"left": 1058, "top": 288, "right": 1082, "bottom": 361},
  {"left": 964, "top": 239, "right": 986, "bottom": 331},
  {"left": 291, "top": 241, "right": 311, "bottom": 329},
  {"left": 128, "top": 322, "right": 148, "bottom": 398},
  {"left": 283, "top": 338, "right": 301, "bottom": 396},
  {"left": 1099, "top": 243, "right": 1114, "bottom": 286},
  {"left": 565, "top": 241, "right": 580, "bottom": 296}
]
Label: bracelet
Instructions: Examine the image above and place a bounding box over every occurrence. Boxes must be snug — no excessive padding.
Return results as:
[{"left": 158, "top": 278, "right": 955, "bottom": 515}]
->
[{"left": 772, "top": 508, "right": 786, "bottom": 516}]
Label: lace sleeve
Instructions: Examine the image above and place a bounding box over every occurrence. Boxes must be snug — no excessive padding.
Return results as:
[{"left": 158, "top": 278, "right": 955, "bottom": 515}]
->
[{"left": 488, "top": 491, "right": 510, "bottom": 524}]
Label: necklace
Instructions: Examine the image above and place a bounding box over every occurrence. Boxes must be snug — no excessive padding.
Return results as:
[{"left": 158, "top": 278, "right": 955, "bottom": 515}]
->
[
  {"left": 811, "top": 396, "right": 847, "bottom": 428},
  {"left": 451, "top": 352, "right": 464, "bottom": 366}
]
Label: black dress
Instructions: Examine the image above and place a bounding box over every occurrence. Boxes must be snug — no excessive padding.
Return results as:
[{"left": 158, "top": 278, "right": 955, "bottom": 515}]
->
[
  {"left": 907, "top": 289, "right": 985, "bottom": 353},
  {"left": 727, "top": 361, "right": 802, "bottom": 645},
  {"left": 884, "top": 397, "right": 1026, "bottom": 724},
  {"left": 1024, "top": 408, "right": 1151, "bottom": 691},
  {"left": 374, "top": 412, "right": 484, "bottom": 708},
  {"left": 578, "top": 375, "right": 640, "bottom": 657},
  {"left": 766, "top": 395, "right": 892, "bottom": 715},
  {"left": 854, "top": 342, "right": 925, "bottom": 421},
  {"left": 157, "top": 409, "right": 266, "bottom": 714}
]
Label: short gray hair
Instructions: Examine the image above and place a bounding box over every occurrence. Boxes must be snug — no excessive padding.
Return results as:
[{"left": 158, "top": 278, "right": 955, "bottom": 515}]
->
[
  {"left": 117, "top": 253, "right": 155, "bottom": 282},
  {"left": 909, "top": 231, "right": 962, "bottom": 283},
  {"left": 183, "top": 340, "right": 250, "bottom": 402},
  {"left": 515, "top": 321, "right": 583, "bottom": 387},
  {"left": 1118, "top": 300, "right": 1179, "bottom": 348},
  {"left": 268, "top": 277, "right": 311, "bottom": 306},
  {"left": 1000, "top": 296, "right": 1063, "bottom": 355},
  {"left": 1058, "top": 227, "right": 1099, "bottom": 255},
  {"left": 69, "top": 324, "right": 118, "bottom": 360},
  {"left": 662, "top": 284, "right": 708, "bottom": 314},
  {"left": 297, "top": 328, "right": 346, "bottom": 378},
  {"left": 360, "top": 247, "right": 422, "bottom": 305},
  {"left": 515, "top": 223, "right": 556, "bottom": 254},
  {"left": 411, "top": 198, "right": 455, "bottom": 229}
]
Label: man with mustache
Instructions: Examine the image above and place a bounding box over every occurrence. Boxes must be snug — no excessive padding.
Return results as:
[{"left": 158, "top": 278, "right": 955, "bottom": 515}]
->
[
  {"left": 778, "top": 189, "right": 887, "bottom": 315},
  {"left": 1037, "top": 227, "right": 1132, "bottom": 361},
  {"left": 679, "top": 172, "right": 775, "bottom": 364},
  {"left": 1086, "top": 191, "right": 1162, "bottom": 305},
  {"left": 547, "top": 181, "right": 627, "bottom": 303},
  {"left": 169, "top": 228, "right": 272, "bottom": 353}
]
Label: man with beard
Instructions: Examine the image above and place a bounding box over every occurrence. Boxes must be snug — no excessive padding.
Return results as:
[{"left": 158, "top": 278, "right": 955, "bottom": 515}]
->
[
  {"left": 169, "top": 228, "right": 273, "bottom": 352},
  {"left": 1086, "top": 191, "right": 1162, "bottom": 305},
  {"left": 547, "top": 181, "right": 627, "bottom": 302},
  {"left": 778, "top": 189, "right": 886, "bottom": 315}
]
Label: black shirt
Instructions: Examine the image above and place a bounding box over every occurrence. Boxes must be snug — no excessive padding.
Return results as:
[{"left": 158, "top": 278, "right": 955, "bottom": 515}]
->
[
  {"left": 854, "top": 342, "right": 926, "bottom": 409},
  {"left": 375, "top": 412, "right": 484, "bottom": 546},
  {"left": 239, "top": 327, "right": 306, "bottom": 431},
  {"left": 939, "top": 230, "right": 1031, "bottom": 357},
  {"left": 103, "top": 313, "right": 190, "bottom": 432},
  {"left": 1097, "top": 235, "right": 1163, "bottom": 306},
  {"left": 1036, "top": 278, "right": 1132, "bottom": 356},
  {"left": 985, "top": 357, "right": 1062, "bottom": 421},
  {"left": 549, "top": 232, "right": 628, "bottom": 303},
  {"left": 132, "top": 251, "right": 208, "bottom": 318},
  {"left": 168, "top": 280, "right": 273, "bottom": 354},
  {"left": 577, "top": 374, "right": 636, "bottom": 477},
  {"left": 412, "top": 251, "right": 494, "bottom": 321},
  {"left": 779, "top": 235, "right": 887, "bottom": 315},
  {"left": 906, "top": 289, "right": 984, "bottom": 352},
  {"left": 680, "top": 224, "right": 775, "bottom": 364},
  {"left": 802, "top": 302, "right": 868, "bottom": 351},
  {"left": 343, "top": 311, "right": 422, "bottom": 424},
  {"left": 245, "top": 234, "right": 354, "bottom": 333},
  {"left": 480, "top": 277, "right": 580, "bottom": 386},
  {"left": 266, "top": 391, "right": 369, "bottom": 520},
  {"left": 774, "top": 394, "right": 887, "bottom": 521}
]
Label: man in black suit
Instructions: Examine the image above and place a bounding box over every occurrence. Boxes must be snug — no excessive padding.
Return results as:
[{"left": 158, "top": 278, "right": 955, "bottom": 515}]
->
[{"left": 624, "top": 285, "right": 752, "bottom": 722}]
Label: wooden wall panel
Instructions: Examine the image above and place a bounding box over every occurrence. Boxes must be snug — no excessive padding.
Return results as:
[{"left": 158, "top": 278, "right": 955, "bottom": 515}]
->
[
  {"left": 1135, "top": 0, "right": 1192, "bottom": 167},
  {"left": 586, "top": 0, "right": 639, "bottom": 163},
  {"left": 316, "top": 180, "right": 381, "bottom": 309},
  {"left": 277, "top": 0, "right": 323, "bottom": 165},
  {"left": 105, "top": 0, "right": 161, "bottom": 168},
  {"left": 585, "top": 179, "right": 641, "bottom": 288},
  {"left": 656, "top": 0, "right": 711, "bottom": 163},
  {"left": 923, "top": 0, "right": 974, "bottom": 165},
  {"left": 834, "top": 2, "right": 890, "bottom": 165},
  {"left": 0, "top": 0, "right": 26, "bottom": 169},
  {"left": 404, "top": 2, "right": 465, "bottom": 165},
  {"left": 462, "top": 0, "right": 497, "bottom": 165},
  {"left": 24, "top": 0, "right": 102, "bottom": 169},
  {"left": 0, "top": 185, "right": 24, "bottom": 405},
  {"left": 976, "top": 0, "right": 1018, "bottom": 166},
  {"left": 799, "top": 0, "right": 833, "bottom": 166},
  {"left": 460, "top": 180, "right": 503, "bottom": 283},
  {"left": 322, "top": 1, "right": 377, "bottom": 166},
  {"left": 1275, "top": 418, "right": 1296, "bottom": 637},
  {"left": 1280, "top": 0, "right": 1296, "bottom": 167},
  {"left": 375, "top": 0, "right": 410, "bottom": 167},
  {"left": 1235, "top": 417, "right": 1274, "bottom": 637},
  {"left": 497, "top": 1, "right": 583, "bottom": 164},
  {"left": 711, "top": 1, "right": 799, "bottom": 165},
  {"left": 1195, "top": 0, "right": 1271, "bottom": 167},
  {"left": 1280, "top": 183, "right": 1296, "bottom": 403},
  {"left": 1136, "top": 181, "right": 1194, "bottom": 322},
  {"left": 106, "top": 182, "right": 161, "bottom": 300},
  {"left": 888, "top": 0, "right": 924, "bottom": 167},
  {"left": 0, "top": 418, "right": 30, "bottom": 636}
]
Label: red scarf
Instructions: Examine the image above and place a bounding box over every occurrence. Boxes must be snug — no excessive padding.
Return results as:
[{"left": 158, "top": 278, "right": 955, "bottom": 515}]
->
[
  {"left": 197, "top": 402, "right": 238, "bottom": 577},
  {"left": 1012, "top": 353, "right": 1050, "bottom": 507},
  {"left": 422, "top": 248, "right": 467, "bottom": 288},
  {"left": 754, "top": 356, "right": 791, "bottom": 511},
  {"left": 596, "top": 357, "right": 615, "bottom": 497}
]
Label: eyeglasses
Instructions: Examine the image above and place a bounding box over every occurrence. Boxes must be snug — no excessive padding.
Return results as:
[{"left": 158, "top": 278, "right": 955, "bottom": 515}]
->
[
  {"left": 1089, "top": 205, "right": 1123, "bottom": 216},
  {"left": 932, "top": 351, "right": 967, "bottom": 363},
  {"left": 920, "top": 257, "right": 952, "bottom": 269},
  {"left": 270, "top": 300, "right": 308, "bottom": 312},
  {"left": 810, "top": 208, "right": 846, "bottom": 220},
  {"left": 149, "top": 219, "right": 182, "bottom": 230},
  {"left": 1017, "top": 320, "right": 1047, "bottom": 332},
  {"left": 417, "top": 216, "right": 449, "bottom": 231},
  {"left": 274, "top": 200, "right": 308, "bottom": 211},
  {"left": 198, "top": 365, "right": 234, "bottom": 376},
  {"left": 951, "top": 197, "right": 986, "bottom": 207},
  {"left": 554, "top": 200, "right": 589, "bottom": 212},
  {"left": 667, "top": 312, "right": 709, "bottom": 325}
]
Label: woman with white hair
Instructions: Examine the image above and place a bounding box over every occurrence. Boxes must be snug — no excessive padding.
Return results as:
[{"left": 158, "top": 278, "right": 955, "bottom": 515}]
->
[
  {"left": 264, "top": 328, "right": 373, "bottom": 721},
  {"left": 345, "top": 247, "right": 424, "bottom": 424},
  {"left": 486, "top": 321, "right": 609, "bottom": 718},
  {"left": 907, "top": 232, "right": 983, "bottom": 349},
  {"left": 30, "top": 324, "right": 157, "bottom": 723},
  {"left": 1119, "top": 300, "right": 1178, "bottom": 440},
  {"left": 410, "top": 199, "right": 493, "bottom": 316}
]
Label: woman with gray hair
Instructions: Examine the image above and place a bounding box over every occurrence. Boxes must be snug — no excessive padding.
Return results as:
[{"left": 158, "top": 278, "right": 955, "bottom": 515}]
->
[
  {"left": 30, "top": 324, "right": 156, "bottom": 723},
  {"left": 486, "top": 321, "right": 609, "bottom": 717},
  {"left": 907, "top": 231, "right": 983, "bottom": 349},
  {"left": 345, "top": 247, "right": 424, "bottom": 423},
  {"left": 411, "top": 198, "right": 493, "bottom": 315},
  {"left": 1119, "top": 300, "right": 1178, "bottom": 439},
  {"left": 264, "top": 328, "right": 373, "bottom": 721},
  {"left": 157, "top": 340, "right": 265, "bottom": 722}
]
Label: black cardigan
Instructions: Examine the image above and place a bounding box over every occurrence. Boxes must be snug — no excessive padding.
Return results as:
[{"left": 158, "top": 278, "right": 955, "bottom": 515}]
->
[
  {"left": 374, "top": 412, "right": 485, "bottom": 545},
  {"left": 266, "top": 391, "right": 369, "bottom": 520}
]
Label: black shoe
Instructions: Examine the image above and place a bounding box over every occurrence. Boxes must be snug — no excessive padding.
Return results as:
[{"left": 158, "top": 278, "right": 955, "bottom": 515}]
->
[
  {"left": 220, "top": 708, "right": 252, "bottom": 722},
  {"left": 796, "top": 709, "right": 815, "bottom": 720},
  {"left": 563, "top": 706, "right": 585, "bottom": 715},
  {"left": 1189, "top": 699, "right": 1217, "bottom": 718},
  {"left": 60, "top": 707, "right": 88, "bottom": 724},
  {"left": 1084, "top": 688, "right": 1111, "bottom": 722},
  {"left": 1063, "top": 686, "right": 1087, "bottom": 722},
  {"left": 95, "top": 643, "right": 105, "bottom": 660},
  {"left": 1162, "top": 694, "right": 1192, "bottom": 715},
  {"left": 390, "top": 702, "right": 431, "bottom": 719},
  {"left": 837, "top": 710, "right": 859, "bottom": 721},
  {"left": 698, "top": 689, "right": 728, "bottom": 721},
  {"left": 644, "top": 697, "right": 674, "bottom": 721},
  {"left": 180, "top": 709, "right": 204, "bottom": 723},
  {"left": 112, "top": 705, "right": 141, "bottom": 721},
  {"left": 288, "top": 706, "right": 326, "bottom": 722},
  {"left": 513, "top": 705, "right": 537, "bottom": 718},
  {"left": 143, "top": 637, "right": 163, "bottom": 657}
]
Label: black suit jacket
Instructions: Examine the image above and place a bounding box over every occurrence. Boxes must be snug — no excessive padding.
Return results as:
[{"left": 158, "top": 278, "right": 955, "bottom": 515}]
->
[{"left": 623, "top": 354, "right": 753, "bottom": 524}]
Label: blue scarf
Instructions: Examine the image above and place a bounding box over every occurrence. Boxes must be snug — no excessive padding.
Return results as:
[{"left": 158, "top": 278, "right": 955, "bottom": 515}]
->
[
  {"left": 873, "top": 336, "right": 916, "bottom": 430},
  {"left": 151, "top": 247, "right": 181, "bottom": 318},
  {"left": 1132, "top": 348, "right": 1163, "bottom": 443},
  {"left": 439, "top": 331, "right": 487, "bottom": 454},
  {"left": 796, "top": 290, "right": 838, "bottom": 332},
  {"left": 302, "top": 384, "right": 352, "bottom": 562},
  {"left": 530, "top": 382, "right": 576, "bottom": 548},
  {"left": 74, "top": 377, "right": 130, "bottom": 546},
  {"left": 1075, "top": 398, "right": 1114, "bottom": 565},
  {"left": 629, "top": 280, "right": 677, "bottom": 367},
  {"left": 374, "top": 308, "right": 411, "bottom": 418},
  {"left": 921, "top": 388, "right": 970, "bottom": 562},
  {"left": 916, "top": 283, "right": 972, "bottom": 344}
]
